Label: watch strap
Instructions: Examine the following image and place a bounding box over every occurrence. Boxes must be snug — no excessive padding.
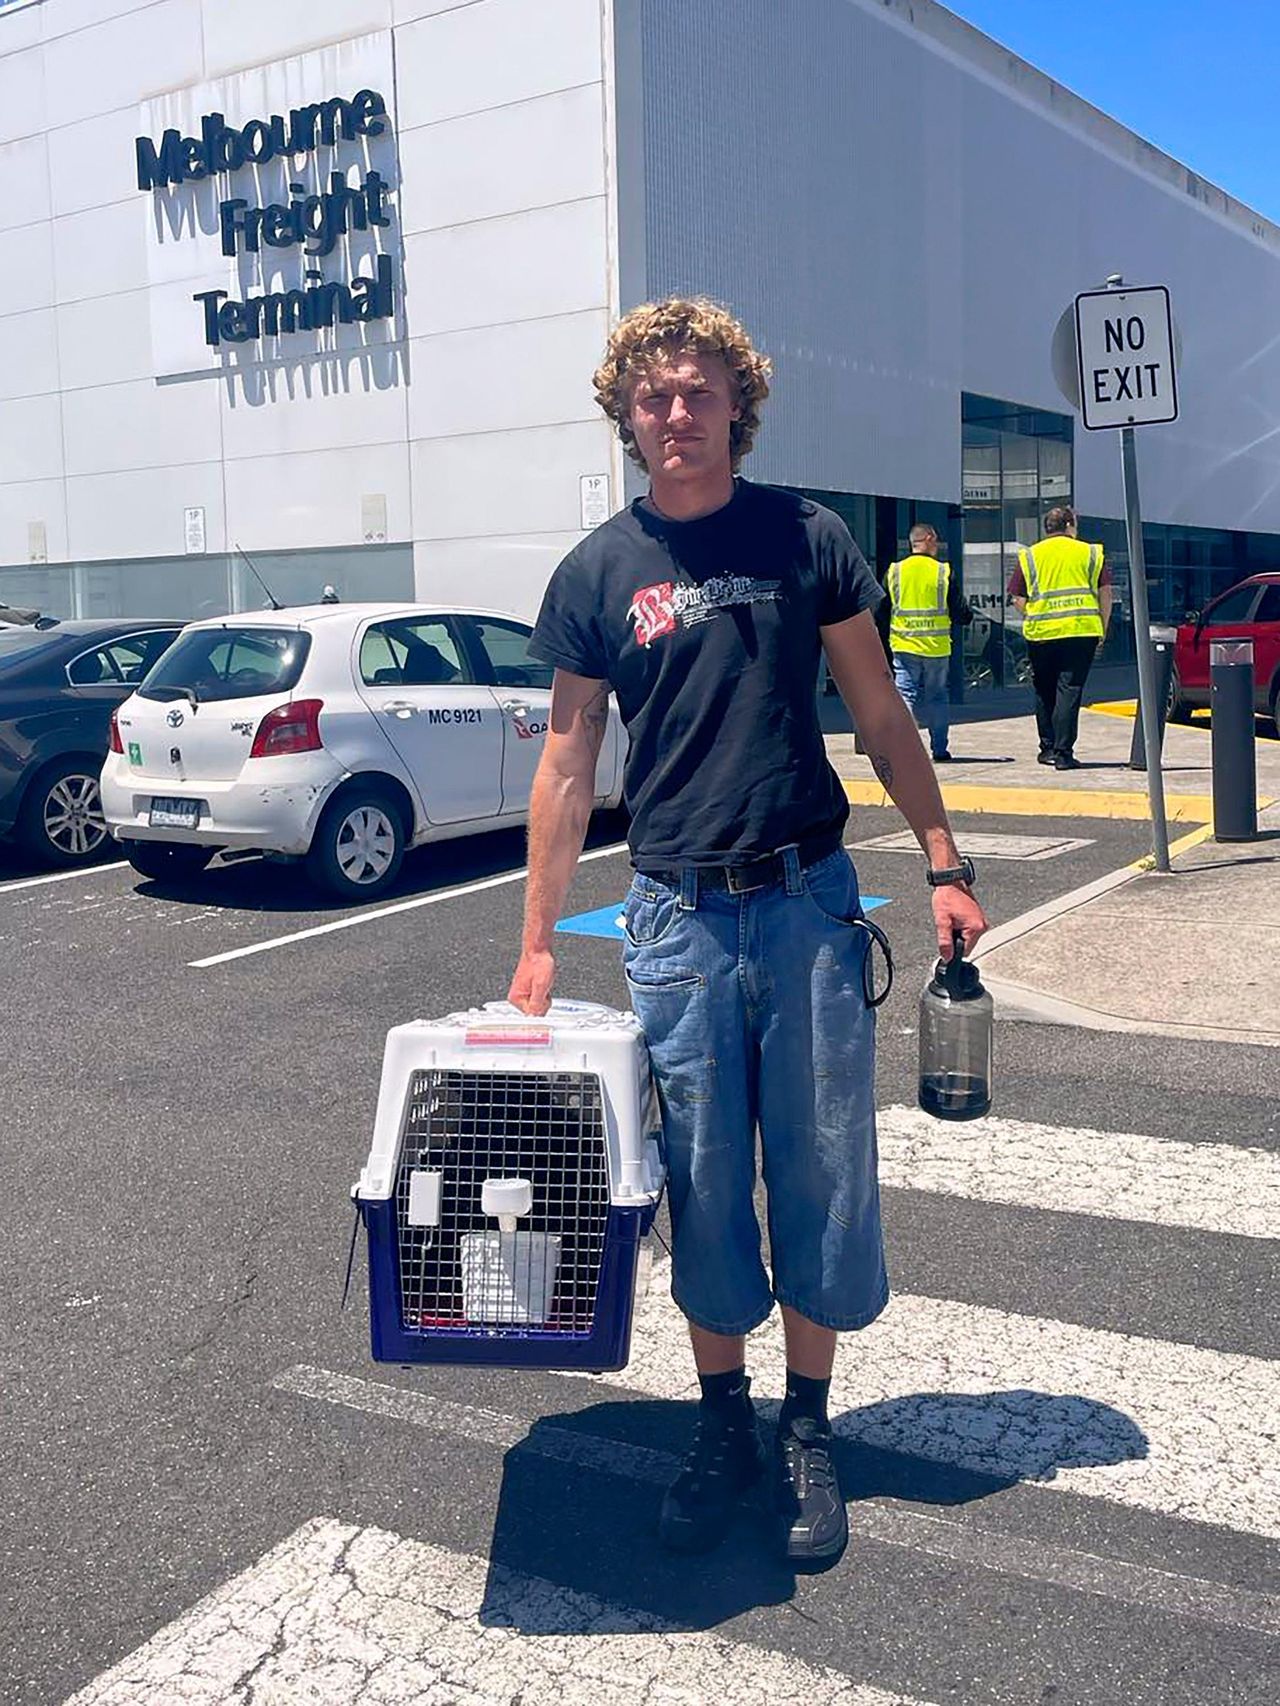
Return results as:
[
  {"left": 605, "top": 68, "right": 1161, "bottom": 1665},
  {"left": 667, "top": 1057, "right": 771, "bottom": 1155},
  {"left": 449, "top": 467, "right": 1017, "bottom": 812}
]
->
[{"left": 927, "top": 857, "right": 976, "bottom": 888}]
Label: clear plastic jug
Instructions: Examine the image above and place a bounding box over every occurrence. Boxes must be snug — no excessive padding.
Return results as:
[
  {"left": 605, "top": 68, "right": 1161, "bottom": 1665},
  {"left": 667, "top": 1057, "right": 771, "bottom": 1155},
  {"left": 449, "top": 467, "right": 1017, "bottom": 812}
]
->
[{"left": 918, "top": 931, "right": 993, "bottom": 1120}]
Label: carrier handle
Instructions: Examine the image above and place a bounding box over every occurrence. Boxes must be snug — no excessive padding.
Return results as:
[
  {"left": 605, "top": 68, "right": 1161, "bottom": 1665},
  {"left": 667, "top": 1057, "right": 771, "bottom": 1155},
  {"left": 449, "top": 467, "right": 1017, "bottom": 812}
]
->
[{"left": 341, "top": 1193, "right": 362, "bottom": 1311}]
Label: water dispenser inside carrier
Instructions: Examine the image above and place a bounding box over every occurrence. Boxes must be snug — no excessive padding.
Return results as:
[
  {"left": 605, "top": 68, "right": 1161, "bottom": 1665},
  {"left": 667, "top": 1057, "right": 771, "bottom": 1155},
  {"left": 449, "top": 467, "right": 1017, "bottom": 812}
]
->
[{"left": 354, "top": 1001, "right": 664, "bottom": 1371}]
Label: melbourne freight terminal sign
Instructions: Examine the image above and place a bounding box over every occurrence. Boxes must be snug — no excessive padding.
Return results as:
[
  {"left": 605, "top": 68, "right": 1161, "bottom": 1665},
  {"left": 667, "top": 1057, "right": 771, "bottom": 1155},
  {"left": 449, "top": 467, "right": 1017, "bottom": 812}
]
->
[{"left": 135, "top": 89, "right": 396, "bottom": 351}]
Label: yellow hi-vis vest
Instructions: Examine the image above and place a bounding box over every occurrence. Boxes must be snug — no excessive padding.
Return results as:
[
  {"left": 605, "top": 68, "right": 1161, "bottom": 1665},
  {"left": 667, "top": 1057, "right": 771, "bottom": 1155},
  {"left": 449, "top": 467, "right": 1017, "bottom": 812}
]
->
[
  {"left": 1019, "top": 536, "right": 1104, "bottom": 643},
  {"left": 887, "top": 555, "right": 951, "bottom": 657}
]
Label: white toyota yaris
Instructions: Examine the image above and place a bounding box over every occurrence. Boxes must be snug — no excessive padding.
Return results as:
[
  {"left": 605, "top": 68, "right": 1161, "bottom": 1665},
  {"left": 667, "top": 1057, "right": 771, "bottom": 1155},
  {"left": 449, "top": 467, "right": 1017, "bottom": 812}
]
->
[{"left": 101, "top": 603, "right": 624, "bottom": 899}]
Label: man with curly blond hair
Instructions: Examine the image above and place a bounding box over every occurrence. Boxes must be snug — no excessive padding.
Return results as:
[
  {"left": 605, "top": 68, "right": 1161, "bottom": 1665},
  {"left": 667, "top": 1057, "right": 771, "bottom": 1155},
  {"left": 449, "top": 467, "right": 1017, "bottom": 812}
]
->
[{"left": 510, "top": 296, "right": 986, "bottom": 1568}]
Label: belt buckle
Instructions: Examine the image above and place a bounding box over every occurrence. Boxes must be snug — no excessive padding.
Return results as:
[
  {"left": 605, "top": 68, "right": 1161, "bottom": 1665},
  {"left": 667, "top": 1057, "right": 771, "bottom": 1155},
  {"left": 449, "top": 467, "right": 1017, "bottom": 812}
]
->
[{"left": 725, "top": 861, "right": 771, "bottom": 895}]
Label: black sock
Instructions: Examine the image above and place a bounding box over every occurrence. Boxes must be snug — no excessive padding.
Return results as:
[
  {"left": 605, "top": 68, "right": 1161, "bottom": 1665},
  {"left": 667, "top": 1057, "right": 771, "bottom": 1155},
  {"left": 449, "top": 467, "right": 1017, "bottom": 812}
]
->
[
  {"left": 779, "top": 1370, "right": 831, "bottom": 1431},
  {"left": 698, "top": 1368, "right": 750, "bottom": 1413}
]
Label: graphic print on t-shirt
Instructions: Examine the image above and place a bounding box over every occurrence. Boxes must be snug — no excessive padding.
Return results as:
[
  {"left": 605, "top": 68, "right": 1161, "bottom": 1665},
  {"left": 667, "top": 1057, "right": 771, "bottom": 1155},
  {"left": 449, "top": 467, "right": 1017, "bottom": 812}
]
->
[{"left": 627, "top": 574, "right": 783, "bottom": 648}]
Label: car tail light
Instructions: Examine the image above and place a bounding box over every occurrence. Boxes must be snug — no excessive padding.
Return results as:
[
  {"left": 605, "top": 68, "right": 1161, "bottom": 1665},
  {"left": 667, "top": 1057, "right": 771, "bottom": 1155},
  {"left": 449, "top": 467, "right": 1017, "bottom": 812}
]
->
[
  {"left": 250, "top": 699, "right": 324, "bottom": 758},
  {"left": 109, "top": 709, "right": 124, "bottom": 754}
]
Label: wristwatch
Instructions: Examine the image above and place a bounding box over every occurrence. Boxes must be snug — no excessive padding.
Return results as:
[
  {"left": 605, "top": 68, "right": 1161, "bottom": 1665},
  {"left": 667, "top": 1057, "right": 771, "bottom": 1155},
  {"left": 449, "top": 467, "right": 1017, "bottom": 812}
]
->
[{"left": 926, "top": 856, "right": 976, "bottom": 889}]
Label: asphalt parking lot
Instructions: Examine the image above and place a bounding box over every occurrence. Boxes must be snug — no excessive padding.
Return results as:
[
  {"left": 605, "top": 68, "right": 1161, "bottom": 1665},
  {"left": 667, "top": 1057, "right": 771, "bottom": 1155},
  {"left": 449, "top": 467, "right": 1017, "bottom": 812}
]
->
[{"left": 4, "top": 804, "right": 1278, "bottom": 1706}]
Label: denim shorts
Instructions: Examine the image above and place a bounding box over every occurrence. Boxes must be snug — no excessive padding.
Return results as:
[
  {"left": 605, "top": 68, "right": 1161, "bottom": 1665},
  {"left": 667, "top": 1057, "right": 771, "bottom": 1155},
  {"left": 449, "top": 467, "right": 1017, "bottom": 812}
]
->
[{"left": 622, "top": 846, "right": 889, "bottom": 1336}]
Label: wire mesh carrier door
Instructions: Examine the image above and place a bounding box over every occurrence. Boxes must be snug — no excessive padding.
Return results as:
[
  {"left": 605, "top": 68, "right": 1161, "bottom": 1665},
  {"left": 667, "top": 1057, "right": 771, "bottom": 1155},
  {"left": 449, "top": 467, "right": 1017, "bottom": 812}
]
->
[{"left": 354, "top": 1001, "right": 665, "bottom": 1370}]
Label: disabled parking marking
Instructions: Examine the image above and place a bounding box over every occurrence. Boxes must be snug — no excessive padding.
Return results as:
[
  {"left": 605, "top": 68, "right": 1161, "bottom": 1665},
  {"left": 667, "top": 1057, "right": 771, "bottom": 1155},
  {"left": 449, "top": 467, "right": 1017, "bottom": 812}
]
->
[
  {"left": 557, "top": 894, "right": 890, "bottom": 941},
  {"left": 556, "top": 902, "right": 629, "bottom": 940}
]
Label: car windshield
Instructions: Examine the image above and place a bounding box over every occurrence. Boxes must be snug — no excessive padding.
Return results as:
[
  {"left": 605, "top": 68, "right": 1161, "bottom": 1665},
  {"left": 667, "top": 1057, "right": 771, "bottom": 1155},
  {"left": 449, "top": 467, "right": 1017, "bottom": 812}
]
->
[
  {"left": 0, "top": 629, "right": 60, "bottom": 672},
  {"left": 138, "top": 626, "right": 311, "bottom": 703}
]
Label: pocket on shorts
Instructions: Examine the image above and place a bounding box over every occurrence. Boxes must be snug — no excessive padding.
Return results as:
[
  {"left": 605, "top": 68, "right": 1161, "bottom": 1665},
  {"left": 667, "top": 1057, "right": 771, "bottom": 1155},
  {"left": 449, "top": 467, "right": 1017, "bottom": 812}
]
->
[
  {"left": 801, "top": 850, "right": 864, "bottom": 926},
  {"left": 624, "top": 961, "right": 705, "bottom": 994},
  {"left": 622, "top": 878, "right": 682, "bottom": 948}
]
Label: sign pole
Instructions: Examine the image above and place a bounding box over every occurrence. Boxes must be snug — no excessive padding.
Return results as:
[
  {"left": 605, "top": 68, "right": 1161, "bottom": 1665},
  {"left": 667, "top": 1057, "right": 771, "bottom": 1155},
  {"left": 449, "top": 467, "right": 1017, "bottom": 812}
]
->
[{"left": 1118, "top": 422, "right": 1171, "bottom": 872}]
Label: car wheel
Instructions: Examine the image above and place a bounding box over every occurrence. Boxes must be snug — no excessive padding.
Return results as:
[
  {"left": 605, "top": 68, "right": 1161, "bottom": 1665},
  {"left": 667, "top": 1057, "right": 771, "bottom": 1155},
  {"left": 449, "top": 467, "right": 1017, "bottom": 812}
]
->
[
  {"left": 1166, "top": 667, "right": 1194, "bottom": 724},
  {"left": 122, "top": 841, "right": 216, "bottom": 882},
  {"left": 307, "top": 789, "right": 404, "bottom": 900},
  {"left": 18, "top": 757, "right": 110, "bottom": 867},
  {"left": 1271, "top": 681, "right": 1280, "bottom": 741}
]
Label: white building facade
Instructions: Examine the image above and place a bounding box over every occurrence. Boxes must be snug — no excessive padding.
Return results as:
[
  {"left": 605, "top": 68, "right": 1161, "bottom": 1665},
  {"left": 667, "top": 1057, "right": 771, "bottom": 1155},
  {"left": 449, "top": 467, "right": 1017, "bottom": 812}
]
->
[{"left": 2, "top": 0, "right": 1279, "bottom": 690}]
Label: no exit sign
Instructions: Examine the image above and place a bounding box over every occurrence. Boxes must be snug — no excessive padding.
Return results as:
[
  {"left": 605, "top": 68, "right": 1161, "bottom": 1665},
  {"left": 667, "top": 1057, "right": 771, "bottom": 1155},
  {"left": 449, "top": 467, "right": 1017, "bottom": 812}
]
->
[{"left": 1074, "top": 285, "right": 1178, "bottom": 430}]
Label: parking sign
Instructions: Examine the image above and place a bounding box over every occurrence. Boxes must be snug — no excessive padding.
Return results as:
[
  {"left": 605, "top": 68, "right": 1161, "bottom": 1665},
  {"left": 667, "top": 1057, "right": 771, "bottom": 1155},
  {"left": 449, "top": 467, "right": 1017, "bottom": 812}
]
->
[{"left": 1074, "top": 285, "right": 1178, "bottom": 430}]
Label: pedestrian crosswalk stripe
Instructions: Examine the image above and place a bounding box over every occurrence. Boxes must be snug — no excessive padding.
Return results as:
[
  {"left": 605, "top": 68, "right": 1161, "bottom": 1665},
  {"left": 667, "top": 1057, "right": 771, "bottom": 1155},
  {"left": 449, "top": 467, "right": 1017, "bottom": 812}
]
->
[
  {"left": 62, "top": 1518, "right": 937, "bottom": 1706},
  {"left": 582, "top": 1269, "right": 1280, "bottom": 1540},
  {"left": 276, "top": 1365, "right": 1280, "bottom": 1637},
  {"left": 876, "top": 1105, "right": 1280, "bottom": 1239}
]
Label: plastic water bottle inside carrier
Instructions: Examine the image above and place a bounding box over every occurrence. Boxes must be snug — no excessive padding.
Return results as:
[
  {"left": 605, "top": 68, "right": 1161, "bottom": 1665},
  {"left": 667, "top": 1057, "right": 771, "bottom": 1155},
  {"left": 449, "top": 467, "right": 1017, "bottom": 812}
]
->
[{"left": 354, "top": 1001, "right": 665, "bottom": 1371}]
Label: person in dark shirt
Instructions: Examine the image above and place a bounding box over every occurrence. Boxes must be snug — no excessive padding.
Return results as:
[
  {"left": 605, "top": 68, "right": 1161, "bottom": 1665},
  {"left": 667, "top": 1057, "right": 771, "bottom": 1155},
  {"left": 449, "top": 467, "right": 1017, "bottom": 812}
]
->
[{"left": 508, "top": 296, "right": 986, "bottom": 1569}]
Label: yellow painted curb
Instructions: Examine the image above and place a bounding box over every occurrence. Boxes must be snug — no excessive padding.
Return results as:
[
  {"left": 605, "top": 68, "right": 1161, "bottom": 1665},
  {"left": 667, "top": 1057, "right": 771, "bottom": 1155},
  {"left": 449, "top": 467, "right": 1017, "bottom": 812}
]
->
[
  {"left": 842, "top": 779, "right": 1218, "bottom": 823},
  {"left": 1127, "top": 821, "right": 1216, "bottom": 872},
  {"left": 1086, "top": 700, "right": 1137, "bottom": 720},
  {"left": 1087, "top": 700, "right": 1210, "bottom": 724}
]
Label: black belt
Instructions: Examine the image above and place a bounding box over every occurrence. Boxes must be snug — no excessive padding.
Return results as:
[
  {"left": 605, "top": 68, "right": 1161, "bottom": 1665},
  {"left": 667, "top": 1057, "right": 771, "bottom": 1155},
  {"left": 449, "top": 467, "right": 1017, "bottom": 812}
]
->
[{"left": 642, "top": 831, "right": 842, "bottom": 895}]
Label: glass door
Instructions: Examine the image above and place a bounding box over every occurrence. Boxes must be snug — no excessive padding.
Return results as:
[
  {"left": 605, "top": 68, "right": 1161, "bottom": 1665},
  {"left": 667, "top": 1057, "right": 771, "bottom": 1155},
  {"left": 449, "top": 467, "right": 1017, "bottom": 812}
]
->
[{"left": 960, "top": 396, "right": 1074, "bottom": 692}]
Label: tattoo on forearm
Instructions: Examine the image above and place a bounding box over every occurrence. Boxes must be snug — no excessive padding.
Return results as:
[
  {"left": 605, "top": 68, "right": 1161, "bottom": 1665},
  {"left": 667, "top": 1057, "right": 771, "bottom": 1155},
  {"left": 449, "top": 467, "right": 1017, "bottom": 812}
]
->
[
  {"left": 871, "top": 753, "right": 893, "bottom": 790},
  {"left": 582, "top": 687, "right": 610, "bottom": 737}
]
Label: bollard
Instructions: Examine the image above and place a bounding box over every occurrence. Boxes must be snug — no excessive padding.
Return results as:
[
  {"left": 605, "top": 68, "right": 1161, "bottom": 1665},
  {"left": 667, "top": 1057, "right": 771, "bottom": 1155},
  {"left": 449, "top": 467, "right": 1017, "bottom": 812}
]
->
[
  {"left": 1210, "top": 639, "right": 1257, "bottom": 842},
  {"left": 1129, "top": 624, "right": 1178, "bottom": 770}
]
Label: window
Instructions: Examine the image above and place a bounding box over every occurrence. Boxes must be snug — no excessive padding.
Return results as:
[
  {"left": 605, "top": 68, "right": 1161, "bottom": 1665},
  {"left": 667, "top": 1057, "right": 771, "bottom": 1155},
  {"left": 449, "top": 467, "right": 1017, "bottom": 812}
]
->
[
  {"left": 67, "top": 630, "right": 177, "bottom": 687},
  {"left": 1253, "top": 584, "right": 1280, "bottom": 625},
  {"left": 359, "top": 618, "right": 470, "bottom": 687},
  {"left": 1202, "top": 585, "right": 1261, "bottom": 626},
  {"left": 468, "top": 618, "right": 553, "bottom": 689},
  {"left": 139, "top": 626, "right": 311, "bottom": 702}
]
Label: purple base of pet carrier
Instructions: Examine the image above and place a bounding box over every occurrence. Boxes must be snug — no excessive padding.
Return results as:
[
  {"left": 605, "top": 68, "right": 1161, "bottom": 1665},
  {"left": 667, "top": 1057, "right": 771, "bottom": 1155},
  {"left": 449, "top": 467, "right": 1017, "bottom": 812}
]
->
[{"left": 363, "top": 1199, "right": 657, "bottom": 1371}]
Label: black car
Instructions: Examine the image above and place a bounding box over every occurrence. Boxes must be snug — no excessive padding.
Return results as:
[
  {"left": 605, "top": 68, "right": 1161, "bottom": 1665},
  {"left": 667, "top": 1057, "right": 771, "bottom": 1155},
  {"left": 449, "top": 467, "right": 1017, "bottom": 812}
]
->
[{"left": 0, "top": 619, "right": 183, "bottom": 867}]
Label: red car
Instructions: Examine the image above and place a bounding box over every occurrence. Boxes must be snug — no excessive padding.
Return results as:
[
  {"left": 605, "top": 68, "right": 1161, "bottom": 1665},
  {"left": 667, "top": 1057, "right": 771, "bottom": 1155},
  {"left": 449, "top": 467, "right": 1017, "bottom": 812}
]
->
[{"left": 1169, "top": 572, "right": 1280, "bottom": 735}]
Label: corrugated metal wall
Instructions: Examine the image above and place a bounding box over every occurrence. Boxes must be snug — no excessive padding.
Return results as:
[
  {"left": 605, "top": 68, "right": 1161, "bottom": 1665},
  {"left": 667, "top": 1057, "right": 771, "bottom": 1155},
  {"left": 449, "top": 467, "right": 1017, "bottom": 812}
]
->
[{"left": 629, "top": 0, "right": 1280, "bottom": 533}]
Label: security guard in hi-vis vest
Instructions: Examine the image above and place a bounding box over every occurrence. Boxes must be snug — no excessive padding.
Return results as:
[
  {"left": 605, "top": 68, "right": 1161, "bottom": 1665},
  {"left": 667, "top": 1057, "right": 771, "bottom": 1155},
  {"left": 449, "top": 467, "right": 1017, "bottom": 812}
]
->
[
  {"left": 1009, "top": 505, "right": 1112, "bottom": 770},
  {"left": 886, "top": 524, "right": 969, "bottom": 762}
]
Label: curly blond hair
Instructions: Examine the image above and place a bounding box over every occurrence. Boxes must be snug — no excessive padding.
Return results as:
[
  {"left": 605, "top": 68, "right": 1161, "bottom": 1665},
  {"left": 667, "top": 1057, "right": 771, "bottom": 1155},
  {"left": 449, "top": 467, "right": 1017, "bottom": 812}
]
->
[{"left": 593, "top": 296, "right": 772, "bottom": 470}]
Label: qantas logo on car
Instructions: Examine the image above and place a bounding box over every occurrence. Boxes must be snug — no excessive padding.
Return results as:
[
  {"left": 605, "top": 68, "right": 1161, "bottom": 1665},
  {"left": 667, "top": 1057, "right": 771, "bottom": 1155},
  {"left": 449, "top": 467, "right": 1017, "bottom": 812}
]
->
[{"left": 513, "top": 718, "right": 549, "bottom": 740}]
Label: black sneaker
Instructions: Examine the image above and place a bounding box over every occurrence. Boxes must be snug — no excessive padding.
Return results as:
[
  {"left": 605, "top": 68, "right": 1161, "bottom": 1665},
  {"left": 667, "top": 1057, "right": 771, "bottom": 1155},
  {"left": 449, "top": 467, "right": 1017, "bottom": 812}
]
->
[
  {"left": 1054, "top": 753, "right": 1082, "bottom": 770},
  {"left": 658, "top": 1393, "right": 766, "bottom": 1554},
  {"left": 1036, "top": 751, "right": 1056, "bottom": 766},
  {"left": 931, "top": 750, "right": 952, "bottom": 763},
  {"left": 774, "top": 1416, "right": 847, "bottom": 1566}
]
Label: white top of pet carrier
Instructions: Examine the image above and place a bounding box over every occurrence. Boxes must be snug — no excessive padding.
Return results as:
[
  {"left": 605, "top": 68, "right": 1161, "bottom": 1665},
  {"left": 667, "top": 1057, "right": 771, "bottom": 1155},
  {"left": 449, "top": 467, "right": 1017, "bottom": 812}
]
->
[{"left": 354, "top": 1000, "right": 664, "bottom": 1207}]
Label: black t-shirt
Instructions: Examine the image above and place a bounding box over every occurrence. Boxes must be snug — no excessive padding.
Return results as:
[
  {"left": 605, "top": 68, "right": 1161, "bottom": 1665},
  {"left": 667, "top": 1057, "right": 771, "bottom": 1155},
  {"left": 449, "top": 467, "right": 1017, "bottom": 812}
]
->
[{"left": 529, "top": 478, "right": 882, "bottom": 870}]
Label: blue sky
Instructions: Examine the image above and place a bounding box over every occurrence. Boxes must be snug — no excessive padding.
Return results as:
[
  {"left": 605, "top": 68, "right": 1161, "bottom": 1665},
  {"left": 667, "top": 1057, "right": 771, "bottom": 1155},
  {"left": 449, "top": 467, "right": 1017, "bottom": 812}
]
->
[{"left": 943, "top": 1, "right": 1278, "bottom": 222}]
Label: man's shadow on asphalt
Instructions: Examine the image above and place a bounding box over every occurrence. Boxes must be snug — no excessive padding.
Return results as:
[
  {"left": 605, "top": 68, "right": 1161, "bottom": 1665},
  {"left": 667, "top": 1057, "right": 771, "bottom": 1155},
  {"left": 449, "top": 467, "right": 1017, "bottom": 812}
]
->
[{"left": 478, "top": 1390, "right": 1147, "bottom": 1633}]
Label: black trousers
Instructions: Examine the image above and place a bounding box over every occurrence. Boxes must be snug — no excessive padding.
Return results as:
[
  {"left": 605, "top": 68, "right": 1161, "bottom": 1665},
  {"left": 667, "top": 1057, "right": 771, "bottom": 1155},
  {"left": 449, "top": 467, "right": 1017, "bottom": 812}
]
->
[{"left": 1028, "top": 635, "right": 1098, "bottom": 757}]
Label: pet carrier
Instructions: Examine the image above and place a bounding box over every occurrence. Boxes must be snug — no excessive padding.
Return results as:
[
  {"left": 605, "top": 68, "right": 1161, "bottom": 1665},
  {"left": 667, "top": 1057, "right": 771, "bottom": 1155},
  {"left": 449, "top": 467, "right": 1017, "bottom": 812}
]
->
[{"left": 354, "top": 1000, "right": 665, "bottom": 1370}]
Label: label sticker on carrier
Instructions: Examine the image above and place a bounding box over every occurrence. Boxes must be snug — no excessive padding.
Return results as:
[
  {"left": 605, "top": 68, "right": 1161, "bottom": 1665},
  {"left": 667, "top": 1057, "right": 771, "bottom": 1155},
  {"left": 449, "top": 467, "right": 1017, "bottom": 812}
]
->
[{"left": 464, "top": 1027, "right": 553, "bottom": 1047}]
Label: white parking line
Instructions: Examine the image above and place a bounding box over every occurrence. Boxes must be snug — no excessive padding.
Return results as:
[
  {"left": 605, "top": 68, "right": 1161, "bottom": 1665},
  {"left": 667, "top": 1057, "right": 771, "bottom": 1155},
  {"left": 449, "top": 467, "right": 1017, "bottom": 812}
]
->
[
  {"left": 0, "top": 861, "right": 126, "bottom": 895},
  {"left": 275, "top": 1365, "right": 1280, "bottom": 1638},
  {"left": 62, "top": 1518, "right": 936, "bottom": 1706},
  {"left": 189, "top": 841, "right": 630, "bottom": 968},
  {"left": 876, "top": 1105, "right": 1280, "bottom": 1240}
]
